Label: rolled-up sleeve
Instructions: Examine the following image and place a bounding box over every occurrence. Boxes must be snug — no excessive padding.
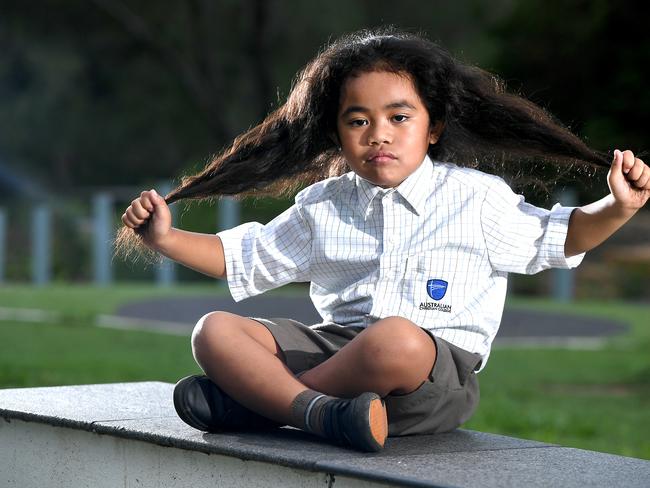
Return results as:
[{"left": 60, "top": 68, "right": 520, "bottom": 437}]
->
[
  {"left": 480, "top": 178, "right": 585, "bottom": 274},
  {"left": 217, "top": 203, "right": 312, "bottom": 301}
]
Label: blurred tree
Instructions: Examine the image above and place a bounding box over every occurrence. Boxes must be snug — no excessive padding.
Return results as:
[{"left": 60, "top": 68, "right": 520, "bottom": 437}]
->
[
  {"left": 491, "top": 0, "right": 648, "bottom": 155},
  {"left": 3, "top": 0, "right": 646, "bottom": 286},
  {"left": 0, "top": 0, "right": 280, "bottom": 188},
  {"left": 0, "top": 0, "right": 514, "bottom": 190},
  {"left": 91, "top": 0, "right": 276, "bottom": 140}
]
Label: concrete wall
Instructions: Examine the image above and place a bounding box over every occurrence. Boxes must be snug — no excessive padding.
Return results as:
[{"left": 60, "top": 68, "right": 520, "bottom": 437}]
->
[
  {"left": 2, "top": 382, "right": 649, "bottom": 488},
  {"left": 0, "top": 418, "right": 378, "bottom": 488}
]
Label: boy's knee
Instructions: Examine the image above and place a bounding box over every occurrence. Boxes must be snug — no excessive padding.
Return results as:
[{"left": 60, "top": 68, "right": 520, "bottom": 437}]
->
[
  {"left": 372, "top": 316, "right": 425, "bottom": 343},
  {"left": 191, "top": 311, "right": 237, "bottom": 357},
  {"left": 363, "top": 316, "right": 435, "bottom": 369}
]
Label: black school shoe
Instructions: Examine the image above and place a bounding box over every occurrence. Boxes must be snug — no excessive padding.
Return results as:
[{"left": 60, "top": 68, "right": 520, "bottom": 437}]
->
[
  {"left": 321, "top": 392, "right": 388, "bottom": 452},
  {"left": 173, "top": 374, "right": 282, "bottom": 432}
]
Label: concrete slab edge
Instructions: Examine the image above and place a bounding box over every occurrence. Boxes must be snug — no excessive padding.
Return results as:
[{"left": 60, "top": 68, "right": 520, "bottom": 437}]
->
[{"left": 1, "top": 405, "right": 562, "bottom": 488}]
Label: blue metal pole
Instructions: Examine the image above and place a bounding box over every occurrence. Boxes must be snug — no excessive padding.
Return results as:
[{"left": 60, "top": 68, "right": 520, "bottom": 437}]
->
[
  {"left": 93, "top": 192, "right": 113, "bottom": 286},
  {"left": 553, "top": 187, "right": 578, "bottom": 302},
  {"left": 218, "top": 197, "right": 240, "bottom": 232},
  {"left": 155, "top": 182, "right": 176, "bottom": 287},
  {"left": 0, "top": 208, "right": 6, "bottom": 284},
  {"left": 32, "top": 204, "right": 51, "bottom": 286},
  {"left": 216, "top": 197, "right": 240, "bottom": 289}
]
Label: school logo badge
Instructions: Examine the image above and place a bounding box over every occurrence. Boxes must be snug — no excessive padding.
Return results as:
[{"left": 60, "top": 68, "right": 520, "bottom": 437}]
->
[{"left": 426, "top": 279, "right": 448, "bottom": 300}]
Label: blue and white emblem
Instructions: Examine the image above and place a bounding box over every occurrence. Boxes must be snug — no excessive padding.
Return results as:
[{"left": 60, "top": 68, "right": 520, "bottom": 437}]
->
[{"left": 426, "top": 279, "right": 448, "bottom": 301}]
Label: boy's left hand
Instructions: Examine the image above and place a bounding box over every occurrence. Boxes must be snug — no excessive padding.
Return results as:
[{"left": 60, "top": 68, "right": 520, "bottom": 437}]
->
[{"left": 608, "top": 149, "right": 650, "bottom": 210}]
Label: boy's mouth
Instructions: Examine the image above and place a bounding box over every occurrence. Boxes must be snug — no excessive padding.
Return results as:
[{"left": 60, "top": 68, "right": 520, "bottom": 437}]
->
[{"left": 366, "top": 151, "right": 397, "bottom": 163}]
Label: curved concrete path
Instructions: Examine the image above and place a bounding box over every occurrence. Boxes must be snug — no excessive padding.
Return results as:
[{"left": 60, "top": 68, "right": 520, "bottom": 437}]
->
[{"left": 108, "top": 294, "right": 628, "bottom": 346}]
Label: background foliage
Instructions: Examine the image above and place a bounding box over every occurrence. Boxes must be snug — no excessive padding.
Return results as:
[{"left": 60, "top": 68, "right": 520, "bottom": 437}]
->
[
  {"left": 2, "top": 0, "right": 647, "bottom": 189},
  {"left": 0, "top": 1, "right": 648, "bottom": 290}
]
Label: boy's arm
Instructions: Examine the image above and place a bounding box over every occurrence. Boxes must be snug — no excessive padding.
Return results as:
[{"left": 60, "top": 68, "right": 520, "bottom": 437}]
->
[
  {"left": 565, "top": 150, "right": 650, "bottom": 257},
  {"left": 121, "top": 189, "right": 226, "bottom": 279},
  {"left": 153, "top": 228, "right": 226, "bottom": 279}
]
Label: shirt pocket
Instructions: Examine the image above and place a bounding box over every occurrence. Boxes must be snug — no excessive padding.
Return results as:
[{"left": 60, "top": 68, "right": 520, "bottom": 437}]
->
[{"left": 399, "top": 251, "right": 452, "bottom": 314}]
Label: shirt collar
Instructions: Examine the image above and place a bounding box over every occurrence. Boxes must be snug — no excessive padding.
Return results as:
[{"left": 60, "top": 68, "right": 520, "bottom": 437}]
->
[
  {"left": 394, "top": 154, "right": 433, "bottom": 216},
  {"left": 355, "top": 154, "right": 434, "bottom": 219}
]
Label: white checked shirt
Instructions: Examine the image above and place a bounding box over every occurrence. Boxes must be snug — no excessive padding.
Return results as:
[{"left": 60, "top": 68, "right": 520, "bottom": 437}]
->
[{"left": 218, "top": 155, "right": 584, "bottom": 370}]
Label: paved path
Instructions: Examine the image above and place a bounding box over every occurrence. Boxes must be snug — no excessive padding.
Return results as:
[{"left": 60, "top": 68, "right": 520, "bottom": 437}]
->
[{"left": 110, "top": 295, "right": 628, "bottom": 345}]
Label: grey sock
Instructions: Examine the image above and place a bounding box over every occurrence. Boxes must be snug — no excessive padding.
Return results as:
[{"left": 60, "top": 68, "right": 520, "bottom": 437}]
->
[{"left": 290, "top": 389, "right": 336, "bottom": 436}]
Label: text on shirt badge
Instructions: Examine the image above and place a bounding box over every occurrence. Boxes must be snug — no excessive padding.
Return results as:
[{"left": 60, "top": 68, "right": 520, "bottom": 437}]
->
[{"left": 420, "top": 278, "right": 452, "bottom": 313}]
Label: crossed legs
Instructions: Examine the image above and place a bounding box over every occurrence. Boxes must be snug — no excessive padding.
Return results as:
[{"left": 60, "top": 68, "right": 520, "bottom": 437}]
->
[{"left": 191, "top": 311, "right": 437, "bottom": 426}]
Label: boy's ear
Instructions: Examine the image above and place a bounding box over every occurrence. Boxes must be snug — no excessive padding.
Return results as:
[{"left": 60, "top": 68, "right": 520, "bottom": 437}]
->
[{"left": 429, "top": 120, "right": 445, "bottom": 144}]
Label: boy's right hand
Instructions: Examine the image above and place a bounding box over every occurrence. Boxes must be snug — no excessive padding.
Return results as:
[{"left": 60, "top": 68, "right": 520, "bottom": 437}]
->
[{"left": 121, "top": 189, "right": 172, "bottom": 249}]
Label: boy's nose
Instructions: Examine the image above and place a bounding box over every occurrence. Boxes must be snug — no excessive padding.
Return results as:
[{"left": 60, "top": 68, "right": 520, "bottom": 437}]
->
[
  {"left": 367, "top": 127, "right": 392, "bottom": 145},
  {"left": 369, "top": 137, "right": 387, "bottom": 145}
]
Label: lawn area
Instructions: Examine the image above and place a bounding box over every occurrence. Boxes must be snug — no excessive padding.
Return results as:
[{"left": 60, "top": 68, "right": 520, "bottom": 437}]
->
[
  {"left": 0, "top": 284, "right": 215, "bottom": 386},
  {"left": 466, "top": 299, "right": 650, "bottom": 460},
  {"left": 0, "top": 284, "right": 648, "bottom": 459}
]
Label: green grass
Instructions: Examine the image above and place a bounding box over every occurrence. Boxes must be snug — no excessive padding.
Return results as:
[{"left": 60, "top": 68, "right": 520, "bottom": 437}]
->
[
  {"left": 0, "top": 284, "right": 213, "bottom": 386},
  {"left": 0, "top": 285, "right": 648, "bottom": 459},
  {"left": 0, "top": 283, "right": 226, "bottom": 315},
  {"left": 0, "top": 283, "right": 307, "bottom": 385},
  {"left": 465, "top": 298, "right": 650, "bottom": 460}
]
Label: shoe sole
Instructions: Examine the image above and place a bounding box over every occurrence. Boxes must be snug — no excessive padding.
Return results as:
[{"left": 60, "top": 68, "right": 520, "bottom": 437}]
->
[
  {"left": 366, "top": 394, "right": 388, "bottom": 452},
  {"left": 173, "top": 375, "right": 211, "bottom": 431}
]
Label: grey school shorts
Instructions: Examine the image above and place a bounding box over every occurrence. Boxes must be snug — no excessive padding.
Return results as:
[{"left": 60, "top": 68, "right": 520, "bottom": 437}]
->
[{"left": 252, "top": 317, "right": 483, "bottom": 437}]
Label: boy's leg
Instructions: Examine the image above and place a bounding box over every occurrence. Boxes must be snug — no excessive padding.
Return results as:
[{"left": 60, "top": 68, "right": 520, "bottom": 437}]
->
[
  {"left": 298, "top": 316, "right": 437, "bottom": 398},
  {"left": 189, "top": 312, "right": 435, "bottom": 451},
  {"left": 190, "top": 311, "right": 390, "bottom": 451},
  {"left": 190, "top": 311, "right": 306, "bottom": 425},
  {"left": 191, "top": 312, "right": 435, "bottom": 421}
]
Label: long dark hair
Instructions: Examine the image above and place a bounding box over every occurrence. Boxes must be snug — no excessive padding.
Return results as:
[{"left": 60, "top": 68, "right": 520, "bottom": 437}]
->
[{"left": 116, "top": 26, "right": 610, "bottom": 259}]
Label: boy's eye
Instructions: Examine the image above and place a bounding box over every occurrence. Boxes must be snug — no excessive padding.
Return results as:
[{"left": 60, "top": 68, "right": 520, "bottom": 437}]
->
[
  {"left": 349, "top": 119, "right": 367, "bottom": 127},
  {"left": 348, "top": 115, "right": 408, "bottom": 126}
]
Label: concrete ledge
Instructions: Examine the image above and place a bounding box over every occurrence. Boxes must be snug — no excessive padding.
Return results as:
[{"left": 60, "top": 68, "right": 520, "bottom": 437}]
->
[{"left": 1, "top": 382, "right": 649, "bottom": 487}]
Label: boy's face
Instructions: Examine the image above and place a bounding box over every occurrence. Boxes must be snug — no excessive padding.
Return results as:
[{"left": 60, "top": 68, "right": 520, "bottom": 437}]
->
[{"left": 336, "top": 70, "right": 442, "bottom": 188}]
